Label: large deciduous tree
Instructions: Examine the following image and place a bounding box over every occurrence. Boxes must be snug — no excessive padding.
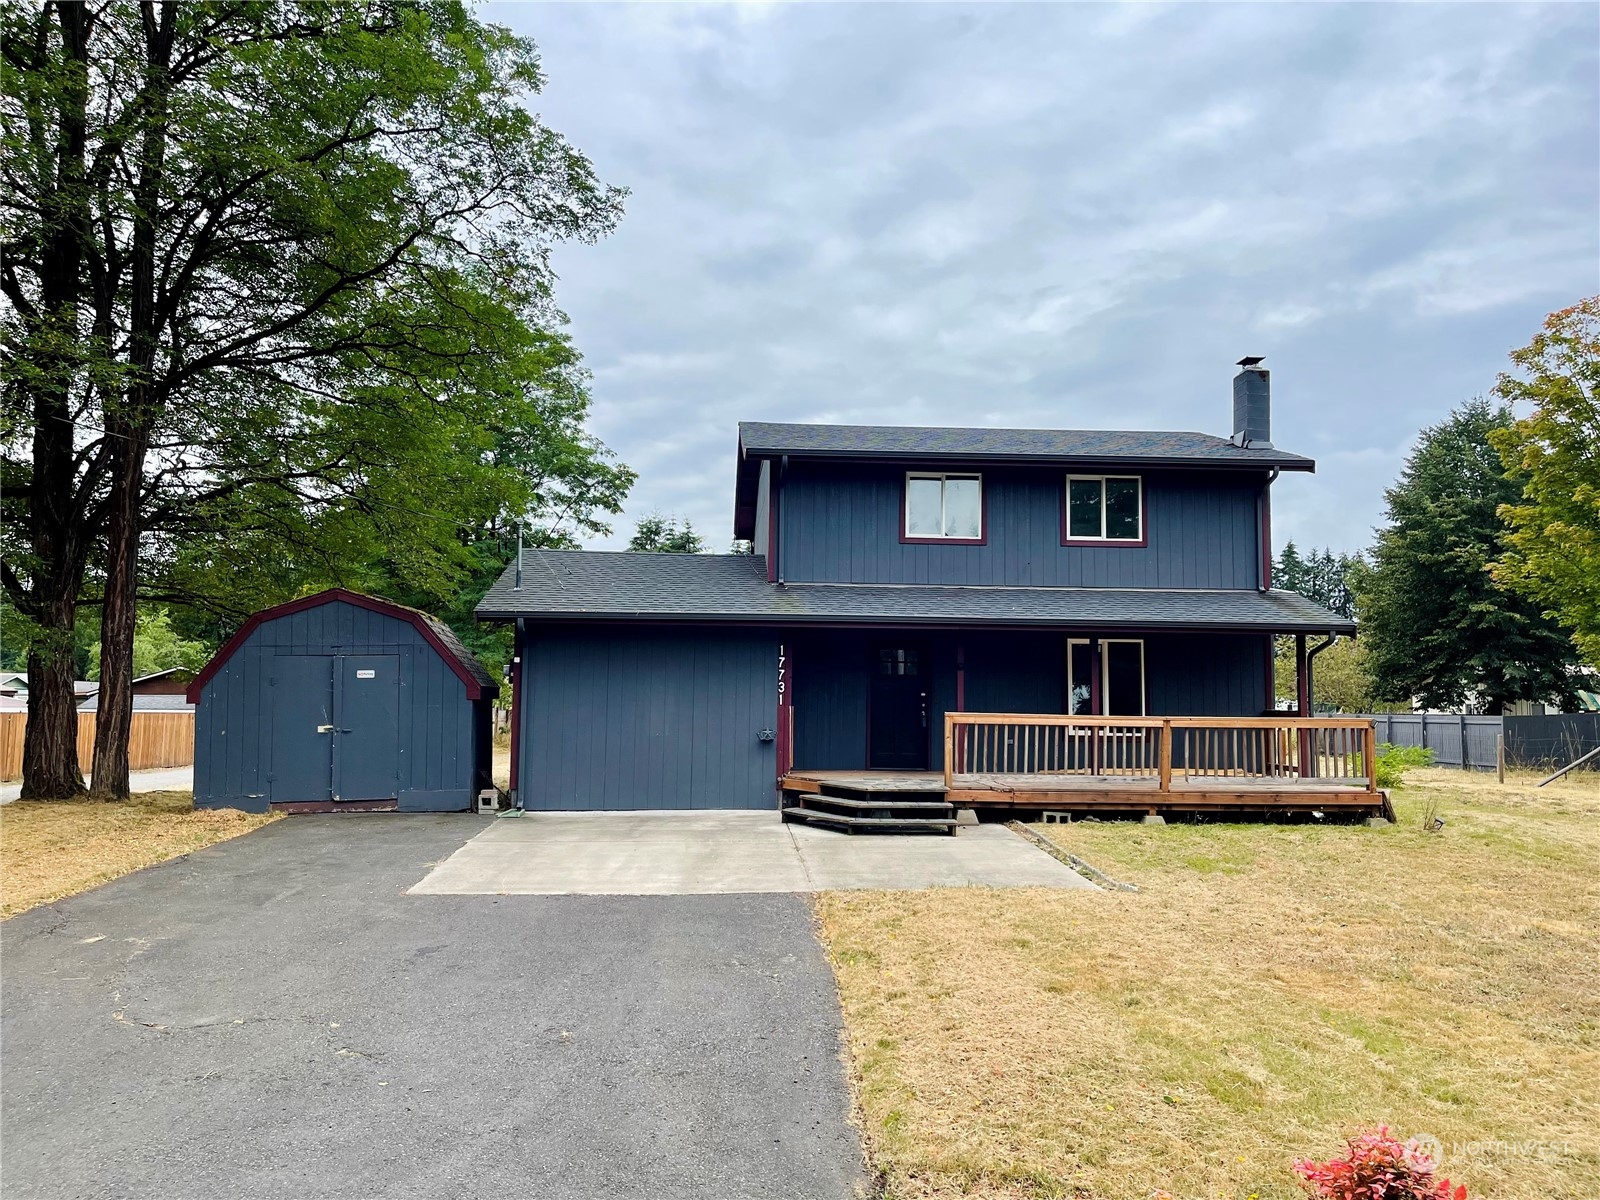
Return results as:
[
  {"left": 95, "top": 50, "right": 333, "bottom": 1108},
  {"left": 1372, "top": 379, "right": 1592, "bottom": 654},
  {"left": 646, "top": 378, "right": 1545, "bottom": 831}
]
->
[
  {"left": 1490, "top": 297, "right": 1600, "bottom": 668},
  {"left": 1352, "top": 399, "right": 1581, "bottom": 714},
  {"left": 1, "top": 1, "right": 627, "bottom": 798}
]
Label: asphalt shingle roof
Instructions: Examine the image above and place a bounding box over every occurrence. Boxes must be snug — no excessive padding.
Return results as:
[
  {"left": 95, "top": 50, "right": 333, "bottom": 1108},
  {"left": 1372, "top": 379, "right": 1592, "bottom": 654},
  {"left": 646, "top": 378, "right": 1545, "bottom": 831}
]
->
[
  {"left": 477, "top": 551, "right": 1355, "bottom": 634},
  {"left": 738, "top": 422, "right": 1315, "bottom": 470}
]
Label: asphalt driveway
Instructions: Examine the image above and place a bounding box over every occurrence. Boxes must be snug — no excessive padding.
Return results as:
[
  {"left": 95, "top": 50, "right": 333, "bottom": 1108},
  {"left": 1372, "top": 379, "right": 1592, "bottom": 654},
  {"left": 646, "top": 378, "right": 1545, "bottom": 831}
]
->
[{"left": 0, "top": 816, "right": 865, "bottom": 1200}]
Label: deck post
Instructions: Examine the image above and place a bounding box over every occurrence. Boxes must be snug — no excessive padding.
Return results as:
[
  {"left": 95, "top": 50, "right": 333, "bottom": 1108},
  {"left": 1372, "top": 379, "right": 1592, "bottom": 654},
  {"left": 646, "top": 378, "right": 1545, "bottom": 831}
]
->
[
  {"left": 943, "top": 713, "right": 955, "bottom": 790},
  {"left": 1364, "top": 721, "right": 1378, "bottom": 793},
  {"left": 1158, "top": 720, "right": 1172, "bottom": 792}
]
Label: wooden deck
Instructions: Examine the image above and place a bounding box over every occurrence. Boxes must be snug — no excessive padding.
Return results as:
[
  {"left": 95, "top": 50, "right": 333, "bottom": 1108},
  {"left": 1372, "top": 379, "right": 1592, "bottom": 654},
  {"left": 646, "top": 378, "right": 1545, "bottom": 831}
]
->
[{"left": 784, "top": 713, "right": 1391, "bottom": 818}]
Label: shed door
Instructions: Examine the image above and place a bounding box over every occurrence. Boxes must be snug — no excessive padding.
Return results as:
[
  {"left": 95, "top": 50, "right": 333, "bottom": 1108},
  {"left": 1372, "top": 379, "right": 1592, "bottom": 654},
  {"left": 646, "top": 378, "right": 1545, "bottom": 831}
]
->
[
  {"left": 271, "top": 655, "right": 335, "bottom": 803},
  {"left": 334, "top": 655, "right": 400, "bottom": 802}
]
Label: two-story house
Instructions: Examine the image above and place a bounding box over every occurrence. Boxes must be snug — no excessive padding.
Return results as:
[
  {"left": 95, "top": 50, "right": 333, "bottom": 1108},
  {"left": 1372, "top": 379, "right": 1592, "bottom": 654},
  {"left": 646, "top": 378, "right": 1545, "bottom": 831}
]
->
[{"left": 478, "top": 361, "right": 1363, "bottom": 819}]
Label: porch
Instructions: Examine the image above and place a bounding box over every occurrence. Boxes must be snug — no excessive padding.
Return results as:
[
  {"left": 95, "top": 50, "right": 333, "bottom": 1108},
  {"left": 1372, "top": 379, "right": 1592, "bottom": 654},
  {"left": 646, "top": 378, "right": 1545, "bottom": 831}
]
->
[{"left": 783, "top": 713, "right": 1388, "bottom": 819}]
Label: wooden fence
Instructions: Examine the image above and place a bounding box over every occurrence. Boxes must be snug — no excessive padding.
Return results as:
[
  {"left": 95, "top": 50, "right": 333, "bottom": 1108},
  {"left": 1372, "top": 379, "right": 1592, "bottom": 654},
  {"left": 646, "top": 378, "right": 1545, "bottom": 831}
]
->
[{"left": 0, "top": 711, "right": 195, "bottom": 783}]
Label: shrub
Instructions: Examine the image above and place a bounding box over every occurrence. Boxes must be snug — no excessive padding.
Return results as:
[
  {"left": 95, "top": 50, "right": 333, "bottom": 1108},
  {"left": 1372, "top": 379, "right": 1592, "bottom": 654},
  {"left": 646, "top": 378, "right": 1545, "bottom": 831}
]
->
[
  {"left": 1295, "top": 1126, "right": 1467, "bottom": 1200},
  {"left": 1375, "top": 742, "right": 1435, "bottom": 789}
]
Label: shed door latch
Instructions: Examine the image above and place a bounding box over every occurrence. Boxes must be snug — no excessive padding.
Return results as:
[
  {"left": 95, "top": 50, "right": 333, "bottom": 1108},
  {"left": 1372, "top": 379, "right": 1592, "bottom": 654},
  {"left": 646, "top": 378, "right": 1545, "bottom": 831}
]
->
[{"left": 316, "top": 724, "right": 334, "bottom": 733}]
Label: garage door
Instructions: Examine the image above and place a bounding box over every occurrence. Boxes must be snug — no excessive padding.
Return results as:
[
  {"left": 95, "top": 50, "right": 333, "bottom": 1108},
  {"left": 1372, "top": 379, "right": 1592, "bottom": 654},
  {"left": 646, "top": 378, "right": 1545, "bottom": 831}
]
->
[{"left": 520, "top": 629, "right": 778, "bottom": 810}]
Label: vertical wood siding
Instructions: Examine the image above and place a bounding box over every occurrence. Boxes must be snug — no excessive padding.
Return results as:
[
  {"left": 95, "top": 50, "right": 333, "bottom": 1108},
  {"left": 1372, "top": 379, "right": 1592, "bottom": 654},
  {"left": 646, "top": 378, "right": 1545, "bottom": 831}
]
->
[
  {"left": 790, "top": 629, "right": 1266, "bottom": 771},
  {"left": 752, "top": 459, "right": 771, "bottom": 559},
  {"left": 193, "top": 600, "right": 481, "bottom": 812},
  {"left": 778, "top": 461, "right": 1265, "bottom": 588},
  {"left": 519, "top": 626, "right": 779, "bottom": 810}
]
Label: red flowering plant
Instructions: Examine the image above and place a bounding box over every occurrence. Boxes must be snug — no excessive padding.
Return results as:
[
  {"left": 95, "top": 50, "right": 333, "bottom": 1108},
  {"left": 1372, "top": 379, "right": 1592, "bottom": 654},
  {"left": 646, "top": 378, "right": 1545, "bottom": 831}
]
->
[{"left": 1295, "top": 1127, "right": 1468, "bottom": 1200}]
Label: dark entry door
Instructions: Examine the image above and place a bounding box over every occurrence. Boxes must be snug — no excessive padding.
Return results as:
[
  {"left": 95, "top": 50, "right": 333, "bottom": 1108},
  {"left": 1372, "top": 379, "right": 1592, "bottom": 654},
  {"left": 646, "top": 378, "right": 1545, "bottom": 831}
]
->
[
  {"left": 869, "top": 645, "right": 928, "bottom": 769},
  {"left": 334, "top": 654, "right": 400, "bottom": 801},
  {"left": 270, "top": 655, "right": 335, "bottom": 803}
]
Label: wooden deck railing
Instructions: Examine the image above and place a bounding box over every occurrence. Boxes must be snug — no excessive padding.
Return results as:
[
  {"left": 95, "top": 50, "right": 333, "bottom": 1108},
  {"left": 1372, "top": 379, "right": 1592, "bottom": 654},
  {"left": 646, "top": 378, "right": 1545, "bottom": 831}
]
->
[{"left": 944, "top": 713, "right": 1379, "bottom": 793}]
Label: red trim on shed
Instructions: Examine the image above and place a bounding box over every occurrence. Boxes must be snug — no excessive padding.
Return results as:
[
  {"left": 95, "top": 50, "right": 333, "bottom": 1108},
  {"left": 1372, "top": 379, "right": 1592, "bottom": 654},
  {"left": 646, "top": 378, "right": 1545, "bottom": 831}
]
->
[
  {"left": 185, "top": 588, "right": 494, "bottom": 703},
  {"left": 509, "top": 620, "right": 523, "bottom": 801}
]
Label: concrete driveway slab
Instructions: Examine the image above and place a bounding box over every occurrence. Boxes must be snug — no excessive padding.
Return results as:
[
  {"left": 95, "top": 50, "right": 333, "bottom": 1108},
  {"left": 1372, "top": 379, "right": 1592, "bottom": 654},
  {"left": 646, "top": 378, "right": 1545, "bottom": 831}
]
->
[
  {"left": 409, "top": 810, "right": 1093, "bottom": 895},
  {"left": 0, "top": 816, "right": 865, "bottom": 1200}
]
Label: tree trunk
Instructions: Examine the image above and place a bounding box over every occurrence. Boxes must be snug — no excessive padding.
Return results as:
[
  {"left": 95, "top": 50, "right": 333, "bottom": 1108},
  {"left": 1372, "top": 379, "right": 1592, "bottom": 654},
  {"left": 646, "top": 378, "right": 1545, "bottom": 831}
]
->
[
  {"left": 90, "top": 2, "right": 174, "bottom": 801},
  {"left": 90, "top": 455, "right": 142, "bottom": 800},
  {"left": 20, "top": 602, "right": 87, "bottom": 801},
  {"left": 17, "top": 1, "right": 94, "bottom": 801}
]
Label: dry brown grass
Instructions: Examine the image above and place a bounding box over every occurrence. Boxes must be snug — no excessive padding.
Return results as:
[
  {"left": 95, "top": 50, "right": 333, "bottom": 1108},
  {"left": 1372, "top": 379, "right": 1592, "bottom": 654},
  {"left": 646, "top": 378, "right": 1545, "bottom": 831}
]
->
[
  {"left": 0, "top": 791, "right": 277, "bottom": 919},
  {"left": 817, "top": 768, "right": 1600, "bottom": 1200}
]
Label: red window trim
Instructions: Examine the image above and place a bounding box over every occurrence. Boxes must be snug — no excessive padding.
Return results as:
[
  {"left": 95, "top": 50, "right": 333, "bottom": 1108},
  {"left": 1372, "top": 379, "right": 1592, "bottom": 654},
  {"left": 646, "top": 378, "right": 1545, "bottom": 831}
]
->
[
  {"left": 900, "top": 471, "right": 988, "bottom": 546},
  {"left": 1060, "top": 474, "right": 1148, "bottom": 548}
]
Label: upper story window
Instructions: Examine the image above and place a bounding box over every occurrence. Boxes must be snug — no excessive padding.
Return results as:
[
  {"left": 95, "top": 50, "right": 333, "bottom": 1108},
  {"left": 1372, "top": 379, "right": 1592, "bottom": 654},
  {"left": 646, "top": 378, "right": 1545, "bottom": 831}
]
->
[
  {"left": 904, "top": 473, "right": 983, "bottom": 542},
  {"left": 1065, "top": 475, "right": 1143, "bottom": 543}
]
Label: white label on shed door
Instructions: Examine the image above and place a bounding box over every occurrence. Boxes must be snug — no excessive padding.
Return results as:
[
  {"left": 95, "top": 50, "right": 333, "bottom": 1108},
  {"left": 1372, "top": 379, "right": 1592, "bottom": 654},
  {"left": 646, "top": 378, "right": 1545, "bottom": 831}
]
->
[{"left": 356, "top": 669, "right": 376, "bottom": 679}]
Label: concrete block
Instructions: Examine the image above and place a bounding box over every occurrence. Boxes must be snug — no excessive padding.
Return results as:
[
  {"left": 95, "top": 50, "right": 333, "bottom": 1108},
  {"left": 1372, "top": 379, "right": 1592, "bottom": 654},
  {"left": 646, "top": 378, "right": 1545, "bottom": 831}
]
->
[
  {"left": 1141, "top": 814, "right": 1166, "bottom": 826},
  {"left": 1366, "top": 816, "right": 1392, "bottom": 828}
]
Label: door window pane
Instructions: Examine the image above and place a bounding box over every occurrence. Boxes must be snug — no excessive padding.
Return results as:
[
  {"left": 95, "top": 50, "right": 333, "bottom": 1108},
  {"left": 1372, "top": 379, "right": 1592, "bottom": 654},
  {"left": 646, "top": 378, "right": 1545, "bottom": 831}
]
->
[
  {"left": 1104, "top": 478, "right": 1141, "bottom": 540},
  {"left": 906, "top": 476, "right": 943, "bottom": 537},
  {"left": 1068, "top": 478, "right": 1103, "bottom": 538},
  {"left": 1104, "top": 641, "right": 1144, "bottom": 716},
  {"left": 943, "top": 477, "right": 981, "bottom": 538},
  {"left": 1068, "top": 641, "right": 1095, "bottom": 715}
]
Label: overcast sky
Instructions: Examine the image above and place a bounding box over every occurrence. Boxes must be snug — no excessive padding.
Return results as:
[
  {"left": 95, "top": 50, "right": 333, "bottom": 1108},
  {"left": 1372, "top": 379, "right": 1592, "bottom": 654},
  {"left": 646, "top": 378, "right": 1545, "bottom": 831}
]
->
[{"left": 486, "top": 2, "right": 1599, "bottom": 557}]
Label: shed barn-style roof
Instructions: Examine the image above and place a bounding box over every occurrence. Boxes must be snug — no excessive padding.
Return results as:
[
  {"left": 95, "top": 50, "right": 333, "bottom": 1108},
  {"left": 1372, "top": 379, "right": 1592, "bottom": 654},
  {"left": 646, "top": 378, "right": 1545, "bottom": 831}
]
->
[
  {"left": 186, "top": 588, "right": 498, "bottom": 703},
  {"left": 477, "top": 550, "right": 1356, "bottom": 636}
]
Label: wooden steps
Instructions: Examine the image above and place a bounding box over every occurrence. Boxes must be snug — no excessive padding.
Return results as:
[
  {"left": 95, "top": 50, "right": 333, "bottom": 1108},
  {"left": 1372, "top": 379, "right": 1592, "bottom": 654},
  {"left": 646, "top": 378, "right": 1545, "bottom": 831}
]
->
[{"left": 781, "top": 776, "right": 958, "bottom": 835}]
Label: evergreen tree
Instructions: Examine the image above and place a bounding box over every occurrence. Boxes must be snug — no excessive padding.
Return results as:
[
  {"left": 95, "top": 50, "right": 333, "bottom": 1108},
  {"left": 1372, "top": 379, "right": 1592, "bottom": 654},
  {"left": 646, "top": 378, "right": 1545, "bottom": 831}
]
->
[
  {"left": 628, "top": 514, "right": 705, "bottom": 554},
  {"left": 1353, "top": 399, "right": 1580, "bottom": 713}
]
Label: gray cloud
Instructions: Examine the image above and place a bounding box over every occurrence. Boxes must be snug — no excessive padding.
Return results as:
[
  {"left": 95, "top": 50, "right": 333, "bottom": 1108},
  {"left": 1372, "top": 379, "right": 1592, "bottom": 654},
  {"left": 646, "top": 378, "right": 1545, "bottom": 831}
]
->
[{"left": 486, "top": 1, "right": 1599, "bottom": 555}]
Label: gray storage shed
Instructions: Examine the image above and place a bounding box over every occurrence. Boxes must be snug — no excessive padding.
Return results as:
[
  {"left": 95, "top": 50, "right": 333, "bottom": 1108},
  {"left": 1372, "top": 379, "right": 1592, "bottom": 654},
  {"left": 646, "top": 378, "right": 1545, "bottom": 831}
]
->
[{"left": 187, "top": 589, "right": 498, "bottom": 812}]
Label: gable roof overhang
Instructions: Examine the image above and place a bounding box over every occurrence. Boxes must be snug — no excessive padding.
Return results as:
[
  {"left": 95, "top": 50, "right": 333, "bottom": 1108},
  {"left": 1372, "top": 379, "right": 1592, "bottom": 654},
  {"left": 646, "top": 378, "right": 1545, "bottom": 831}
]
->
[
  {"left": 185, "top": 587, "right": 498, "bottom": 704},
  {"left": 732, "top": 422, "right": 1315, "bottom": 540}
]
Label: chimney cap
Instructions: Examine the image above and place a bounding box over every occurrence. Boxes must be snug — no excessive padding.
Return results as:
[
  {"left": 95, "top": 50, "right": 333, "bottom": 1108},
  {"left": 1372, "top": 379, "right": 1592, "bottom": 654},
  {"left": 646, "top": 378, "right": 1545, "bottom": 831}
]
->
[{"left": 1236, "top": 355, "right": 1266, "bottom": 369}]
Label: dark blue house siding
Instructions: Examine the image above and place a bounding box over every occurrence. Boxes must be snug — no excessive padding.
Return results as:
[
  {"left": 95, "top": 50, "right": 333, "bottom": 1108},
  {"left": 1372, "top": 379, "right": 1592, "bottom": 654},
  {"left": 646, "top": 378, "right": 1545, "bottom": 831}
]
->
[
  {"left": 790, "top": 629, "right": 1265, "bottom": 772},
  {"left": 519, "top": 626, "right": 779, "bottom": 810},
  {"left": 194, "top": 600, "right": 487, "bottom": 813},
  {"left": 777, "top": 462, "right": 1264, "bottom": 588}
]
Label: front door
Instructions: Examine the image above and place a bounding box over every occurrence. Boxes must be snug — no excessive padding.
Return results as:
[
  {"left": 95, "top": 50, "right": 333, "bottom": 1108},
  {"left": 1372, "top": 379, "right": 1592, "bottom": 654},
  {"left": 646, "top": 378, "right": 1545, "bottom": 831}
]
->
[
  {"left": 869, "top": 645, "right": 928, "bottom": 769},
  {"left": 270, "top": 655, "right": 335, "bottom": 803},
  {"left": 334, "top": 654, "right": 400, "bottom": 801}
]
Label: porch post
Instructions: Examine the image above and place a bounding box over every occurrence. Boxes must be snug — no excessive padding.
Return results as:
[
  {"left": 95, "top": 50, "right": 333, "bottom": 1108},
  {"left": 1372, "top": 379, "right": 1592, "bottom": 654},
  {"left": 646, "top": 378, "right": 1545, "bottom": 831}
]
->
[
  {"left": 776, "top": 640, "right": 792, "bottom": 781},
  {"left": 1294, "top": 634, "right": 1309, "bottom": 717},
  {"left": 955, "top": 643, "right": 965, "bottom": 712},
  {"left": 1294, "top": 633, "right": 1311, "bottom": 778},
  {"left": 1089, "top": 636, "right": 1102, "bottom": 775}
]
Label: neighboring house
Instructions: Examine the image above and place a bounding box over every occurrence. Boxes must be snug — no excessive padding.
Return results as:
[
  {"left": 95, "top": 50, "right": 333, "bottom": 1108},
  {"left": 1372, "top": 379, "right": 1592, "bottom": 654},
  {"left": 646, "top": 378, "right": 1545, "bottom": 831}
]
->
[
  {"left": 480, "top": 360, "right": 1357, "bottom": 813},
  {"left": 77, "top": 668, "right": 198, "bottom": 713}
]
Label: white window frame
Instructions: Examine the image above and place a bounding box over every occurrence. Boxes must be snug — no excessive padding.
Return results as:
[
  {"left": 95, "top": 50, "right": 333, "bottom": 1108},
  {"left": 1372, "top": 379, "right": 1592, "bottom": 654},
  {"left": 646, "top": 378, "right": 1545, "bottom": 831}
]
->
[
  {"left": 1066, "top": 637, "right": 1146, "bottom": 716},
  {"left": 1065, "top": 474, "right": 1143, "bottom": 542},
  {"left": 903, "top": 472, "right": 983, "bottom": 541}
]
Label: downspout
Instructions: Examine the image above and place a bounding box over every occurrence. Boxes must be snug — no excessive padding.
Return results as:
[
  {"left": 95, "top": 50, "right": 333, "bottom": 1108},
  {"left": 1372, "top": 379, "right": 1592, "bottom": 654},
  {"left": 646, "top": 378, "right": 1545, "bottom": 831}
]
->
[
  {"left": 1305, "top": 633, "right": 1338, "bottom": 715},
  {"left": 1260, "top": 468, "right": 1280, "bottom": 711},
  {"left": 1259, "top": 467, "right": 1279, "bottom": 592}
]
